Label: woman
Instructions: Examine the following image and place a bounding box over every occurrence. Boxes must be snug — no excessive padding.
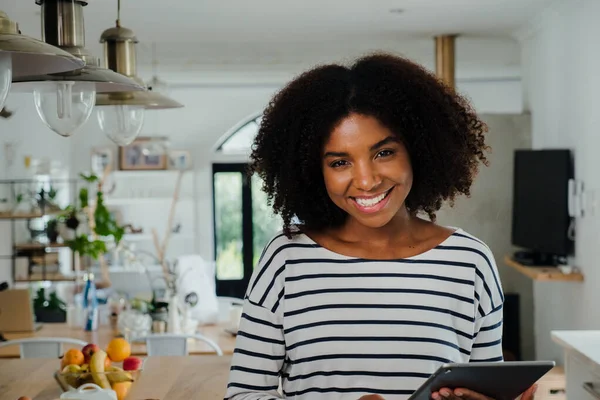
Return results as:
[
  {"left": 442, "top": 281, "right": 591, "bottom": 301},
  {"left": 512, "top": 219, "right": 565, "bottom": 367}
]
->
[{"left": 224, "top": 53, "right": 536, "bottom": 400}]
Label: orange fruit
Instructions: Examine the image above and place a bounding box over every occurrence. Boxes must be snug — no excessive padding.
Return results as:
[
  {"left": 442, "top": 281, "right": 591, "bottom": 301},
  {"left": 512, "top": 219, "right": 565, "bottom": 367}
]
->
[
  {"left": 106, "top": 338, "right": 131, "bottom": 362},
  {"left": 61, "top": 348, "right": 84, "bottom": 367},
  {"left": 112, "top": 382, "right": 132, "bottom": 400},
  {"left": 104, "top": 355, "right": 112, "bottom": 369}
]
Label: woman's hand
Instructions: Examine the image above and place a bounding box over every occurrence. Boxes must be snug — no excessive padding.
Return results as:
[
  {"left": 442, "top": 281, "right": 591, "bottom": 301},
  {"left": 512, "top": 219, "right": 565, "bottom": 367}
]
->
[{"left": 430, "top": 384, "right": 537, "bottom": 400}]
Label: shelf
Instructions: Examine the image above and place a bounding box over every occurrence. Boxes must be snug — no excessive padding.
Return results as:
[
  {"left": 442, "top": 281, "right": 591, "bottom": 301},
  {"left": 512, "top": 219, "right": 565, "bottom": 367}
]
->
[
  {"left": 14, "top": 242, "right": 70, "bottom": 251},
  {"left": 123, "top": 233, "right": 194, "bottom": 241},
  {"left": 0, "top": 212, "right": 43, "bottom": 220},
  {"left": 111, "top": 170, "right": 188, "bottom": 177},
  {"left": 504, "top": 255, "right": 584, "bottom": 282},
  {"left": 14, "top": 272, "right": 75, "bottom": 282},
  {"left": 102, "top": 197, "right": 193, "bottom": 206}
]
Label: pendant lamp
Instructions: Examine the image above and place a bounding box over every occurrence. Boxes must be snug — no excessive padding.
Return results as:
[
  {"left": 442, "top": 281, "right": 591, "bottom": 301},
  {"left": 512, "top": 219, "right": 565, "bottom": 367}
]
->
[
  {"left": 0, "top": 10, "right": 84, "bottom": 112},
  {"left": 11, "top": 0, "right": 145, "bottom": 138},
  {"left": 95, "top": 0, "right": 183, "bottom": 146}
]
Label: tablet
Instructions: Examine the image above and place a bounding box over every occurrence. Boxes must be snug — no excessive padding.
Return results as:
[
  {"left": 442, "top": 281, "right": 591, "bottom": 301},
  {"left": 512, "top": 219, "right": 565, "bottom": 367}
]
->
[{"left": 408, "top": 361, "right": 555, "bottom": 400}]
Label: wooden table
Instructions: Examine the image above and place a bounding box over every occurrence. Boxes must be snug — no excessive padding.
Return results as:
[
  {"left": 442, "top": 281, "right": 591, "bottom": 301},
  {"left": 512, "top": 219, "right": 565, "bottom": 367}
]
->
[
  {"left": 0, "top": 322, "right": 237, "bottom": 358},
  {"left": 0, "top": 355, "right": 232, "bottom": 400}
]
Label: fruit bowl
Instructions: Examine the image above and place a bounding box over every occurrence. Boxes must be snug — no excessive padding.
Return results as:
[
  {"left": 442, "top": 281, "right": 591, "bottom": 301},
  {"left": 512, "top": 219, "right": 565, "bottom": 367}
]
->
[
  {"left": 54, "top": 338, "right": 143, "bottom": 400},
  {"left": 54, "top": 366, "right": 142, "bottom": 400}
]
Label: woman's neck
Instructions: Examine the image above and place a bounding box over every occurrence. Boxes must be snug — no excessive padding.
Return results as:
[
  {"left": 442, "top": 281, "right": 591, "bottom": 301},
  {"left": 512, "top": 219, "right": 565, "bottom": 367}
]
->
[{"left": 334, "top": 207, "right": 419, "bottom": 246}]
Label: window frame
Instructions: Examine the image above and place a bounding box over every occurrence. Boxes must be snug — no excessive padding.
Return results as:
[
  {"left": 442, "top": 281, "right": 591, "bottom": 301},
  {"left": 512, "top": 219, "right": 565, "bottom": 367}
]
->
[{"left": 212, "top": 163, "right": 254, "bottom": 298}]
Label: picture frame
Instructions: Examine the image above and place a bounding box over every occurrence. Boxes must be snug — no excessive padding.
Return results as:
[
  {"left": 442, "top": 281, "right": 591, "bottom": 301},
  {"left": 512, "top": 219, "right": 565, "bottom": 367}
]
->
[
  {"left": 168, "top": 149, "right": 192, "bottom": 170},
  {"left": 118, "top": 137, "right": 168, "bottom": 171},
  {"left": 91, "top": 146, "right": 114, "bottom": 176}
]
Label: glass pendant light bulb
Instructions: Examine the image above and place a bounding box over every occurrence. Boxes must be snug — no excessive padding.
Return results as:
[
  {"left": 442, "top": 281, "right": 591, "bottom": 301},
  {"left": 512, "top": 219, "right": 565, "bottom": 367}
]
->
[
  {"left": 33, "top": 81, "right": 96, "bottom": 137},
  {"left": 0, "top": 52, "right": 12, "bottom": 111},
  {"left": 97, "top": 105, "right": 145, "bottom": 145}
]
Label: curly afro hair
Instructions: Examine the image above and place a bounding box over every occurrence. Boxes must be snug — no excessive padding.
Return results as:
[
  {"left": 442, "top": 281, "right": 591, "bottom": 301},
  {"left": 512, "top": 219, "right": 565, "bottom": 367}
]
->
[{"left": 250, "top": 52, "right": 489, "bottom": 237}]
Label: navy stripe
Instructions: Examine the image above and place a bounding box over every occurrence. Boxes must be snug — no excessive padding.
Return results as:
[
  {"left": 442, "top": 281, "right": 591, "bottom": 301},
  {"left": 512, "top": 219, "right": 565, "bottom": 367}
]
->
[
  {"left": 473, "top": 338, "right": 502, "bottom": 348},
  {"left": 478, "top": 304, "right": 486, "bottom": 318},
  {"left": 284, "top": 319, "right": 473, "bottom": 339},
  {"left": 437, "top": 245, "right": 504, "bottom": 303},
  {"left": 286, "top": 257, "right": 476, "bottom": 269},
  {"left": 286, "top": 336, "right": 470, "bottom": 355},
  {"left": 229, "top": 365, "right": 280, "bottom": 376},
  {"left": 271, "top": 288, "right": 284, "bottom": 313},
  {"left": 257, "top": 232, "right": 287, "bottom": 263},
  {"left": 471, "top": 356, "right": 504, "bottom": 362},
  {"left": 236, "top": 330, "right": 286, "bottom": 346},
  {"left": 241, "top": 312, "right": 283, "bottom": 329},
  {"left": 283, "top": 387, "right": 414, "bottom": 396},
  {"left": 250, "top": 243, "right": 318, "bottom": 293},
  {"left": 284, "top": 370, "right": 431, "bottom": 382},
  {"left": 234, "top": 348, "right": 285, "bottom": 361},
  {"left": 227, "top": 382, "right": 280, "bottom": 391},
  {"left": 285, "top": 287, "right": 474, "bottom": 304},
  {"left": 259, "top": 264, "right": 286, "bottom": 306},
  {"left": 289, "top": 353, "right": 454, "bottom": 365},
  {"left": 452, "top": 232, "right": 486, "bottom": 246},
  {"left": 479, "top": 320, "right": 502, "bottom": 332},
  {"left": 284, "top": 303, "right": 474, "bottom": 322},
  {"left": 286, "top": 272, "right": 474, "bottom": 286}
]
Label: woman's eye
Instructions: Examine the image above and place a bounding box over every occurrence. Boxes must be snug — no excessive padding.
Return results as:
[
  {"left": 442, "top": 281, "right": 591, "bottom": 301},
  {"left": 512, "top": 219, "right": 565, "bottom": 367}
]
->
[
  {"left": 330, "top": 160, "right": 348, "bottom": 168},
  {"left": 376, "top": 149, "right": 394, "bottom": 158}
]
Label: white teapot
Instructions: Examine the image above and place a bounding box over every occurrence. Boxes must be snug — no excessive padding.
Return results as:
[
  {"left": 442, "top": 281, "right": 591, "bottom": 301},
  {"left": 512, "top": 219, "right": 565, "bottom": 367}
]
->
[{"left": 60, "top": 384, "right": 117, "bottom": 400}]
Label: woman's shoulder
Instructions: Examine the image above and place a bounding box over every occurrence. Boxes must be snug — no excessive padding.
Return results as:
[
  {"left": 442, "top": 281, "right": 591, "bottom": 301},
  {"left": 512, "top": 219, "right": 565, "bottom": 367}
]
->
[
  {"left": 245, "top": 226, "right": 318, "bottom": 308},
  {"left": 444, "top": 227, "right": 504, "bottom": 302},
  {"left": 258, "top": 225, "right": 318, "bottom": 260}
]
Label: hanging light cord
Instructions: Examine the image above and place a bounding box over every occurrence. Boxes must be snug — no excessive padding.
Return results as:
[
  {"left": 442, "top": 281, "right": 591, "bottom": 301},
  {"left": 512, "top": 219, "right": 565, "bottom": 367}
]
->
[{"left": 116, "top": 0, "right": 121, "bottom": 27}]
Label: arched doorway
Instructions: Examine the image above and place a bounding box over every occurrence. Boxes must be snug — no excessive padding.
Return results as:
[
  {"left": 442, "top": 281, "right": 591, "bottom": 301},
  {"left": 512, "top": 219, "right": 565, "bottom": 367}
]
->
[{"left": 211, "top": 112, "right": 282, "bottom": 298}]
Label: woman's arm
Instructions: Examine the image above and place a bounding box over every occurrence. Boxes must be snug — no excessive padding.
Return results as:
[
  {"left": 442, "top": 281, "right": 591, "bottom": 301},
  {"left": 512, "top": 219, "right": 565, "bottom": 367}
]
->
[
  {"left": 226, "top": 299, "right": 285, "bottom": 400},
  {"left": 225, "top": 300, "right": 286, "bottom": 400},
  {"left": 225, "top": 234, "right": 289, "bottom": 400}
]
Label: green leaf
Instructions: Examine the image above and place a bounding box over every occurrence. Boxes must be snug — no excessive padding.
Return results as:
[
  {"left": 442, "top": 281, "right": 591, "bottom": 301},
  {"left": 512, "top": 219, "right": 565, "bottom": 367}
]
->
[
  {"left": 80, "top": 173, "right": 98, "bottom": 183},
  {"left": 79, "top": 188, "right": 88, "bottom": 209}
]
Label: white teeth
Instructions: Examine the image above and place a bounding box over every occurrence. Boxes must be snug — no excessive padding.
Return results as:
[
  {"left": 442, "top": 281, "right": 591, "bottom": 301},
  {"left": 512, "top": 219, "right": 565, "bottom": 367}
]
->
[{"left": 355, "top": 191, "right": 387, "bottom": 207}]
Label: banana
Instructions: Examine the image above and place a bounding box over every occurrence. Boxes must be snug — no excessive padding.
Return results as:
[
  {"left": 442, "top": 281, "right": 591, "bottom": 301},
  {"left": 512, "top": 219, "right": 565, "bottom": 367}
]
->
[
  {"left": 106, "top": 366, "right": 134, "bottom": 383},
  {"left": 61, "top": 364, "right": 82, "bottom": 388},
  {"left": 89, "top": 350, "right": 111, "bottom": 389}
]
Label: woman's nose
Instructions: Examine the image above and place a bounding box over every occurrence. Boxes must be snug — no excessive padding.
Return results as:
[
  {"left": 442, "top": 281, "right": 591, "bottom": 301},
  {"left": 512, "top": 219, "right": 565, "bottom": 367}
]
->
[{"left": 353, "top": 162, "right": 381, "bottom": 191}]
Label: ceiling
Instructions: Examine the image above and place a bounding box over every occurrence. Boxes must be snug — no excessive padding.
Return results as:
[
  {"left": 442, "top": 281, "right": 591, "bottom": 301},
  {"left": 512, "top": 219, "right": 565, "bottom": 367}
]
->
[{"left": 2, "top": 0, "right": 556, "bottom": 66}]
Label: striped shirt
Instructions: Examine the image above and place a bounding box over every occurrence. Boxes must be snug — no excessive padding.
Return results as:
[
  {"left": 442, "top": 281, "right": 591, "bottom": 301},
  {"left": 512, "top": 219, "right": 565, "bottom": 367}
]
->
[{"left": 225, "top": 227, "right": 504, "bottom": 400}]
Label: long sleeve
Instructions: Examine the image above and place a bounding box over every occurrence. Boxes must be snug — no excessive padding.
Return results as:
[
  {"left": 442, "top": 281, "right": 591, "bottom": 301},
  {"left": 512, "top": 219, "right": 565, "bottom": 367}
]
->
[
  {"left": 470, "top": 304, "right": 503, "bottom": 362},
  {"left": 225, "top": 300, "right": 285, "bottom": 399},
  {"left": 469, "top": 243, "right": 504, "bottom": 363},
  {"left": 225, "top": 234, "right": 288, "bottom": 400}
]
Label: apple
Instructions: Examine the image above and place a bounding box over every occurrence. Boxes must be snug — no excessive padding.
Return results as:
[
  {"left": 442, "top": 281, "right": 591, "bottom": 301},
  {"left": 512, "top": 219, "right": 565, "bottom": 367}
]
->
[
  {"left": 123, "top": 356, "right": 143, "bottom": 371},
  {"left": 81, "top": 343, "right": 100, "bottom": 364}
]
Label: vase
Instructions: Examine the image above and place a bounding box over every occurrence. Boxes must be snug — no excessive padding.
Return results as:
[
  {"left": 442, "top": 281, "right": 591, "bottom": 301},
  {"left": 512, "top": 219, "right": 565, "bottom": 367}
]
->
[{"left": 167, "top": 294, "right": 182, "bottom": 334}]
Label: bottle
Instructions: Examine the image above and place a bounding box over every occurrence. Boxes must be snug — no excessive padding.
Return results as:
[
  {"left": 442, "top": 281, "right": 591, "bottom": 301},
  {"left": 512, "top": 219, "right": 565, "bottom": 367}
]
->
[{"left": 82, "top": 272, "right": 98, "bottom": 331}]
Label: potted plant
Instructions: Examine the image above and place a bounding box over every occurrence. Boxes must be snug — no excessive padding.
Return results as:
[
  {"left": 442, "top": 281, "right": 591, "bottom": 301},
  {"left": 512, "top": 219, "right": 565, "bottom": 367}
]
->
[
  {"left": 33, "top": 287, "right": 67, "bottom": 323},
  {"left": 46, "top": 218, "right": 59, "bottom": 243},
  {"left": 64, "top": 173, "right": 125, "bottom": 287}
]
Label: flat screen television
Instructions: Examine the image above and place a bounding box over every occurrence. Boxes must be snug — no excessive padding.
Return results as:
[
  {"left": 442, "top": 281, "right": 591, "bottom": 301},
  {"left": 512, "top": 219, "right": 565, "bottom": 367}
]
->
[{"left": 511, "top": 149, "right": 574, "bottom": 265}]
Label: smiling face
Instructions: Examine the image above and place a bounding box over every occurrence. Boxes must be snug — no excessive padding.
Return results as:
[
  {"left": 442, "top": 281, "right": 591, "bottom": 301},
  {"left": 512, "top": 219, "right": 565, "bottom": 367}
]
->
[{"left": 322, "top": 113, "right": 413, "bottom": 229}]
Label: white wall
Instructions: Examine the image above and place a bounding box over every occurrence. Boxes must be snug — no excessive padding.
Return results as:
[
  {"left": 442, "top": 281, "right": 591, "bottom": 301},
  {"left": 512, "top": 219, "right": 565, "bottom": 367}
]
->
[
  {"left": 0, "top": 36, "right": 524, "bottom": 287},
  {"left": 518, "top": 0, "right": 600, "bottom": 363},
  {"left": 436, "top": 113, "right": 534, "bottom": 360}
]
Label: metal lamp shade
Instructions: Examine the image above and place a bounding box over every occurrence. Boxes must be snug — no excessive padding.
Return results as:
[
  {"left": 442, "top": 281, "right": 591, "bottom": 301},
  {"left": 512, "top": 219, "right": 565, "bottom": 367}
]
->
[
  {"left": 96, "top": 89, "right": 183, "bottom": 109},
  {"left": 97, "top": 25, "right": 182, "bottom": 109},
  {"left": 11, "top": 0, "right": 144, "bottom": 93},
  {"left": 0, "top": 11, "right": 84, "bottom": 78}
]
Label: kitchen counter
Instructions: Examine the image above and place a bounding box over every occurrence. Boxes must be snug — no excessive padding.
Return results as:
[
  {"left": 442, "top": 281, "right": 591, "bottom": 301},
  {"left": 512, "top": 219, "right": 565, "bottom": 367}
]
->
[{"left": 552, "top": 330, "right": 600, "bottom": 399}]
